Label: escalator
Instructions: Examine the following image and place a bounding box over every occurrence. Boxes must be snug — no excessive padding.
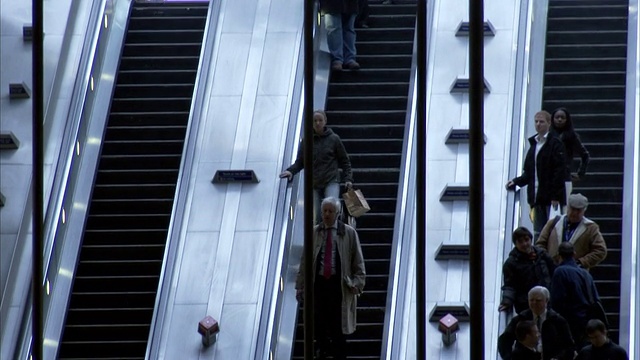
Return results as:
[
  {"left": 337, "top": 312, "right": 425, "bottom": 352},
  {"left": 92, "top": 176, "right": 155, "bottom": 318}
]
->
[
  {"left": 541, "top": 0, "right": 628, "bottom": 343},
  {"left": 57, "top": 2, "right": 208, "bottom": 358},
  {"left": 292, "top": 1, "right": 417, "bottom": 358}
]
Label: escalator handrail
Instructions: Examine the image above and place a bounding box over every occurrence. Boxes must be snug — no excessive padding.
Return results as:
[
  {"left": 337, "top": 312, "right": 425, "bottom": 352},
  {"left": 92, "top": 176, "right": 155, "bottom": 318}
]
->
[
  {"left": 619, "top": 0, "right": 639, "bottom": 355},
  {"left": 378, "top": 9, "right": 420, "bottom": 360},
  {"left": 11, "top": 0, "right": 115, "bottom": 358},
  {"left": 144, "top": 1, "right": 222, "bottom": 358},
  {"left": 256, "top": 5, "right": 328, "bottom": 359},
  {"left": 496, "top": 0, "right": 548, "bottom": 356}
]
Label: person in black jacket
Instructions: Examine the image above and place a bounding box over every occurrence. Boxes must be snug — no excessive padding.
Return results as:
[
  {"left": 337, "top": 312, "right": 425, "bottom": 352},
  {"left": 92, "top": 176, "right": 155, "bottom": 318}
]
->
[
  {"left": 499, "top": 227, "right": 556, "bottom": 314},
  {"left": 498, "top": 286, "right": 575, "bottom": 360},
  {"left": 550, "top": 107, "right": 590, "bottom": 206},
  {"left": 506, "top": 110, "right": 566, "bottom": 238},
  {"left": 319, "top": 0, "right": 361, "bottom": 70},
  {"left": 576, "top": 320, "right": 628, "bottom": 360},
  {"left": 511, "top": 320, "right": 542, "bottom": 360},
  {"left": 550, "top": 242, "right": 600, "bottom": 349},
  {"left": 280, "top": 110, "right": 353, "bottom": 224}
]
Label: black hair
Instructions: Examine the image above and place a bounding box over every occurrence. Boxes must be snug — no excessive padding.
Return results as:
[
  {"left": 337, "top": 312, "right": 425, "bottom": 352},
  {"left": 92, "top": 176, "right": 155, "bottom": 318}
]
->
[
  {"left": 585, "top": 319, "right": 607, "bottom": 334},
  {"left": 516, "top": 320, "right": 537, "bottom": 342},
  {"left": 512, "top": 227, "right": 533, "bottom": 245},
  {"left": 551, "top": 107, "right": 577, "bottom": 142},
  {"left": 558, "top": 241, "right": 575, "bottom": 260}
]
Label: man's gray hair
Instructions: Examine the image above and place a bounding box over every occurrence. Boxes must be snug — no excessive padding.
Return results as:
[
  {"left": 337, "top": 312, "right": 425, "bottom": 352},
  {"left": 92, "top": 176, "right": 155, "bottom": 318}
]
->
[
  {"left": 321, "top": 196, "right": 342, "bottom": 215},
  {"left": 528, "top": 286, "right": 550, "bottom": 301}
]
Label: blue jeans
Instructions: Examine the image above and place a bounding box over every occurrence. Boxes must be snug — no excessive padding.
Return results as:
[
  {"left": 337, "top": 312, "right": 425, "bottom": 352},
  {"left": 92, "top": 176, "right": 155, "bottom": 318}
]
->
[
  {"left": 313, "top": 182, "right": 340, "bottom": 224},
  {"left": 324, "top": 13, "right": 357, "bottom": 64}
]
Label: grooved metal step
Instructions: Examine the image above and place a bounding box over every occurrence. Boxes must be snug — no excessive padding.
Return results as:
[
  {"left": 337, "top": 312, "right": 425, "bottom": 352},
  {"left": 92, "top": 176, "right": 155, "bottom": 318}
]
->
[
  {"left": 57, "top": 2, "right": 208, "bottom": 359},
  {"left": 541, "top": 0, "right": 628, "bottom": 344},
  {"left": 291, "top": 1, "right": 416, "bottom": 358}
]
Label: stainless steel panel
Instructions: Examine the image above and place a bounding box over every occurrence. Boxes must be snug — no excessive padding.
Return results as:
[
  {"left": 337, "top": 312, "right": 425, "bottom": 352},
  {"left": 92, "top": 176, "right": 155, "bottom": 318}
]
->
[
  {"left": 258, "top": 33, "right": 297, "bottom": 96},
  {"left": 484, "top": 160, "right": 507, "bottom": 228},
  {"left": 430, "top": 32, "right": 467, "bottom": 95},
  {"left": 266, "top": 0, "right": 303, "bottom": 33},
  {"left": 0, "top": 1, "right": 30, "bottom": 36},
  {"left": 209, "top": 304, "right": 256, "bottom": 359},
  {"left": 0, "top": 234, "right": 15, "bottom": 292},
  {"left": 0, "top": 101, "right": 32, "bottom": 164},
  {"left": 44, "top": 2, "right": 73, "bottom": 34},
  {"left": 427, "top": 94, "right": 463, "bottom": 160},
  {"left": 0, "top": 36, "right": 32, "bottom": 90},
  {"left": 43, "top": 34, "right": 64, "bottom": 97},
  {"left": 484, "top": 31, "right": 515, "bottom": 94},
  {"left": 223, "top": 231, "right": 268, "bottom": 303},
  {"left": 202, "top": 96, "right": 241, "bottom": 162},
  {"left": 175, "top": 232, "right": 221, "bottom": 305},
  {"left": 435, "top": 0, "right": 468, "bottom": 31},
  {"left": 0, "top": 165, "right": 31, "bottom": 233},
  {"left": 162, "top": 304, "right": 209, "bottom": 360},
  {"left": 210, "top": 34, "right": 251, "bottom": 96},
  {"left": 221, "top": 0, "right": 258, "bottom": 34},
  {"left": 50, "top": 34, "right": 83, "bottom": 100},
  {"left": 246, "top": 96, "right": 287, "bottom": 162},
  {"left": 426, "top": 160, "right": 456, "bottom": 229},
  {"left": 486, "top": 0, "right": 518, "bottom": 30},
  {"left": 483, "top": 95, "right": 509, "bottom": 160},
  {"left": 186, "top": 161, "right": 230, "bottom": 232},
  {"left": 235, "top": 163, "right": 277, "bottom": 231}
]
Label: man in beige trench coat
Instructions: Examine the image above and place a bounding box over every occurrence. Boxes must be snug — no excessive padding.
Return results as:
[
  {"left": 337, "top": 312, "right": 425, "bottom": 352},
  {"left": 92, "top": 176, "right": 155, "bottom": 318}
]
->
[{"left": 296, "top": 197, "right": 366, "bottom": 359}]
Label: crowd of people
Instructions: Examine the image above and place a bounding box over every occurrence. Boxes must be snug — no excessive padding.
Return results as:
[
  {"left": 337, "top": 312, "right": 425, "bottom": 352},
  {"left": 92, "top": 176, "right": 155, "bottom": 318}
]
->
[
  {"left": 282, "top": 1, "right": 626, "bottom": 357},
  {"left": 499, "top": 109, "right": 627, "bottom": 359}
]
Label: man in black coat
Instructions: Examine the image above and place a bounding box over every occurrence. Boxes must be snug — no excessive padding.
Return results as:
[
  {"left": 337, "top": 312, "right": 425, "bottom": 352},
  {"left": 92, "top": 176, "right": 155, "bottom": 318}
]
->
[
  {"left": 500, "top": 227, "right": 556, "bottom": 314},
  {"left": 511, "top": 320, "right": 542, "bottom": 360},
  {"left": 506, "top": 110, "right": 566, "bottom": 238},
  {"left": 498, "top": 286, "right": 574, "bottom": 360},
  {"left": 319, "top": 0, "right": 361, "bottom": 70},
  {"left": 576, "top": 319, "right": 628, "bottom": 360},
  {"left": 550, "top": 242, "right": 600, "bottom": 348}
]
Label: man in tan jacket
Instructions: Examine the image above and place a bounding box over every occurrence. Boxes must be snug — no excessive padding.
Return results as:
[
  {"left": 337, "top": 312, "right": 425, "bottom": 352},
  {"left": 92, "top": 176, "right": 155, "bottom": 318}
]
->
[
  {"left": 296, "top": 197, "right": 366, "bottom": 359},
  {"left": 536, "top": 193, "right": 607, "bottom": 269}
]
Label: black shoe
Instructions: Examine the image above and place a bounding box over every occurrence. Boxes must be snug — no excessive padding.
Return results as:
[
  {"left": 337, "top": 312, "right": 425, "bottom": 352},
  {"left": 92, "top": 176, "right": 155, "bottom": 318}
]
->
[{"left": 343, "top": 61, "right": 360, "bottom": 70}]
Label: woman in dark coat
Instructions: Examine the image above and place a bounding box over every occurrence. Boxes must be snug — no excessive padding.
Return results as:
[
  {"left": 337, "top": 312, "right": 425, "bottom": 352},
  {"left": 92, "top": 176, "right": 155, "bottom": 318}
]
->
[{"left": 550, "top": 107, "right": 590, "bottom": 205}]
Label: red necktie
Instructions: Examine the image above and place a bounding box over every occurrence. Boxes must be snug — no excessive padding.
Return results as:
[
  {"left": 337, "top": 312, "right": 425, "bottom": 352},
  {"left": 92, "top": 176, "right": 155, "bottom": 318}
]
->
[{"left": 323, "top": 230, "right": 332, "bottom": 279}]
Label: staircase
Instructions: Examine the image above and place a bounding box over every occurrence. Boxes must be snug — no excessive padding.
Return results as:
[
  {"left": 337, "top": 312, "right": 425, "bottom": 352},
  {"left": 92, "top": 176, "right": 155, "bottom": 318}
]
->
[
  {"left": 293, "top": 1, "right": 416, "bottom": 358},
  {"left": 57, "top": 2, "right": 208, "bottom": 359},
  {"left": 542, "top": 0, "right": 628, "bottom": 343}
]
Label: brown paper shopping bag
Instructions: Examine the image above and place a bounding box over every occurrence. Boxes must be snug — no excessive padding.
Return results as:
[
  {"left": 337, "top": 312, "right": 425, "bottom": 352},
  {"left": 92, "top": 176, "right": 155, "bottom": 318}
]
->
[{"left": 342, "top": 188, "right": 371, "bottom": 217}]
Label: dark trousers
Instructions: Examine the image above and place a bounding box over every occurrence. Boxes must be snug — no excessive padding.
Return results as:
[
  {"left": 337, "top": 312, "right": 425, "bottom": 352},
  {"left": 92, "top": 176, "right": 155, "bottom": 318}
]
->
[
  {"left": 314, "top": 275, "right": 346, "bottom": 359},
  {"left": 533, "top": 204, "right": 549, "bottom": 239},
  {"left": 356, "top": 0, "right": 369, "bottom": 25}
]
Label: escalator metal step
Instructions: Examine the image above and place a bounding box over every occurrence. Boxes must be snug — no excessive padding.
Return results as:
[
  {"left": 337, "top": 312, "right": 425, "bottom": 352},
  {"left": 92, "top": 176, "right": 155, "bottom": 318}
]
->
[{"left": 57, "top": 2, "right": 208, "bottom": 358}]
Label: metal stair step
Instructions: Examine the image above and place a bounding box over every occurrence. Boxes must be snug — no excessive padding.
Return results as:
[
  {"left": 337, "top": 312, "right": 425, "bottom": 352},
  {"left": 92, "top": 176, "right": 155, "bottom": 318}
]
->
[
  {"left": 545, "top": 44, "right": 628, "bottom": 58},
  {"left": 547, "top": 17, "right": 628, "bottom": 31},
  {"left": 329, "top": 81, "right": 410, "bottom": 96},
  {"left": 114, "top": 83, "right": 195, "bottom": 97},
  {"left": 326, "top": 110, "right": 407, "bottom": 124}
]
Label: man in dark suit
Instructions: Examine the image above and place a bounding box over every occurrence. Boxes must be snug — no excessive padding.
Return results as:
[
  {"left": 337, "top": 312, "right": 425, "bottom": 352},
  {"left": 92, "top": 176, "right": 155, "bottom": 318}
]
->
[
  {"left": 506, "top": 110, "right": 566, "bottom": 238},
  {"left": 498, "top": 286, "right": 574, "bottom": 360},
  {"left": 511, "top": 320, "right": 542, "bottom": 360}
]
